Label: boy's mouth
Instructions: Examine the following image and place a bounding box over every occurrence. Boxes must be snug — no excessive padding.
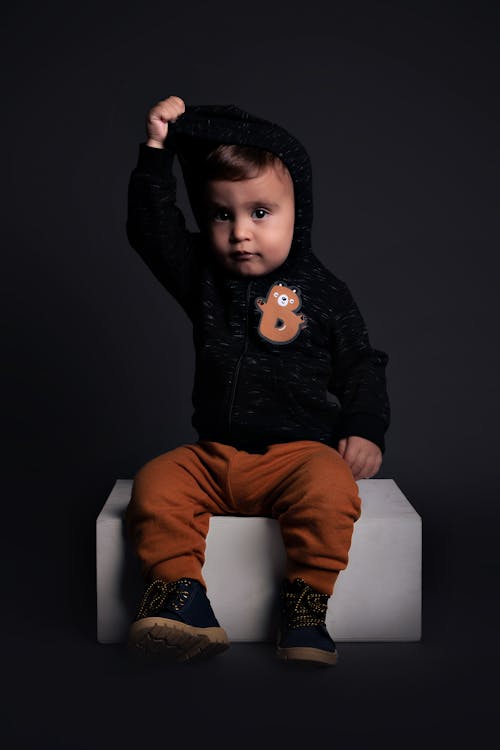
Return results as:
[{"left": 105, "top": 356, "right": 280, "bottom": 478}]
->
[{"left": 231, "top": 251, "right": 256, "bottom": 260}]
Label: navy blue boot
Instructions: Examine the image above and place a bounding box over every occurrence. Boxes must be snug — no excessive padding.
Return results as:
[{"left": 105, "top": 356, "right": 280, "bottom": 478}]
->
[
  {"left": 128, "top": 577, "right": 229, "bottom": 662},
  {"left": 277, "top": 577, "right": 338, "bottom": 666}
]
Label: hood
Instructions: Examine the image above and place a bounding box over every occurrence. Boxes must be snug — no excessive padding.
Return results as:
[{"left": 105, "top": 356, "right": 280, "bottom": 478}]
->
[{"left": 168, "top": 103, "right": 313, "bottom": 270}]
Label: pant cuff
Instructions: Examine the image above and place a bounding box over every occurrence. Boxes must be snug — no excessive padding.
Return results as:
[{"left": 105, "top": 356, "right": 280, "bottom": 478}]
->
[
  {"left": 286, "top": 567, "right": 339, "bottom": 596},
  {"left": 147, "top": 560, "right": 206, "bottom": 590}
]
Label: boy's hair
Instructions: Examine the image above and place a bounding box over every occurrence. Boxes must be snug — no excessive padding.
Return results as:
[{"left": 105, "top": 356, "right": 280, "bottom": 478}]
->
[{"left": 203, "top": 143, "right": 289, "bottom": 181}]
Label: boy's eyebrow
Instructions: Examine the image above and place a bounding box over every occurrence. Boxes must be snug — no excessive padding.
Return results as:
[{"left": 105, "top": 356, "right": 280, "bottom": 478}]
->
[{"left": 207, "top": 199, "right": 280, "bottom": 209}]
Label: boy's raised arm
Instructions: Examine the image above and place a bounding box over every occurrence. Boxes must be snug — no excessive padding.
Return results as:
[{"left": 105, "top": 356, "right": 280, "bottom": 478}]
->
[{"left": 126, "top": 96, "right": 200, "bottom": 317}]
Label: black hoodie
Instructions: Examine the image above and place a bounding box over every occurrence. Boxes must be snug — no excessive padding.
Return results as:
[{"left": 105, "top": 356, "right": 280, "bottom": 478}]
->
[{"left": 126, "top": 103, "right": 391, "bottom": 454}]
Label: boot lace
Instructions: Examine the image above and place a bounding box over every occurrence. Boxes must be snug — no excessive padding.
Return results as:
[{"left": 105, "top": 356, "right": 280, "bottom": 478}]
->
[
  {"left": 135, "top": 577, "right": 192, "bottom": 620},
  {"left": 281, "top": 578, "right": 329, "bottom": 629}
]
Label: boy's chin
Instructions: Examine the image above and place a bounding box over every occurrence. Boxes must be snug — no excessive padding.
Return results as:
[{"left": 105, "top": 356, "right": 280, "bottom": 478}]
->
[
  {"left": 230, "top": 263, "right": 265, "bottom": 276},
  {"left": 217, "top": 256, "right": 285, "bottom": 278}
]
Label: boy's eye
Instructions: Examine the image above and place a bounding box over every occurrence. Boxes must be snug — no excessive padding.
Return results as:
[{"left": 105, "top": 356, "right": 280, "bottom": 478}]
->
[
  {"left": 211, "top": 207, "right": 270, "bottom": 222},
  {"left": 253, "top": 208, "right": 268, "bottom": 219}
]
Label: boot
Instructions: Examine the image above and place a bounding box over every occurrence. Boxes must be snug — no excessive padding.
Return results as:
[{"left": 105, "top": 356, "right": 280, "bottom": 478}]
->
[
  {"left": 277, "top": 577, "right": 337, "bottom": 666},
  {"left": 128, "top": 577, "right": 229, "bottom": 662}
]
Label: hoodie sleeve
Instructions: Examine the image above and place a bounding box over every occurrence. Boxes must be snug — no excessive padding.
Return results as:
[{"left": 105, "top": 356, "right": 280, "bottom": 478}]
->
[
  {"left": 328, "top": 280, "right": 391, "bottom": 453},
  {"left": 126, "top": 141, "right": 201, "bottom": 317}
]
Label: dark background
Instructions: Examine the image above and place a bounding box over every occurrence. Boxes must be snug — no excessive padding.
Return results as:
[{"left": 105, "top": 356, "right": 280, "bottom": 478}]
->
[{"left": 3, "top": 1, "right": 498, "bottom": 747}]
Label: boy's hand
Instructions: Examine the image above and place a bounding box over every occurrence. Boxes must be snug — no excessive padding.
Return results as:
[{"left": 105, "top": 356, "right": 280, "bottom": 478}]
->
[
  {"left": 146, "top": 95, "right": 186, "bottom": 148},
  {"left": 337, "top": 435, "right": 382, "bottom": 480}
]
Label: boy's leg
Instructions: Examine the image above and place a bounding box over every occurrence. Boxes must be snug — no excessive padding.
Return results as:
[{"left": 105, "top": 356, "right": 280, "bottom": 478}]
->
[
  {"left": 264, "top": 440, "right": 360, "bottom": 665},
  {"left": 224, "top": 439, "right": 361, "bottom": 665},
  {"left": 125, "top": 441, "right": 237, "bottom": 661},
  {"left": 125, "top": 441, "right": 236, "bottom": 587},
  {"left": 226, "top": 439, "right": 361, "bottom": 595},
  {"left": 268, "top": 440, "right": 362, "bottom": 596}
]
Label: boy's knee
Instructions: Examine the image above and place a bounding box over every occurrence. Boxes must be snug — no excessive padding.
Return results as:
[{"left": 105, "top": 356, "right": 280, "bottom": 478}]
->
[
  {"left": 126, "top": 454, "right": 175, "bottom": 528},
  {"left": 132, "top": 449, "right": 180, "bottom": 488},
  {"left": 305, "top": 441, "right": 339, "bottom": 464},
  {"left": 307, "top": 443, "right": 357, "bottom": 489},
  {"left": 131, "top": 457, "right": 159, "bottom": 493}
]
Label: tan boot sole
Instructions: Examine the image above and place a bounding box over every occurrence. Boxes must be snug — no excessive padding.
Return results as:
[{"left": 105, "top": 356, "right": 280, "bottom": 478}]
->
[
  {"left": 128, "top": 617, "right": 230, "bottom": 662},
  {"left": 277, "top": 645, "right": 338, "bottom": 667}
]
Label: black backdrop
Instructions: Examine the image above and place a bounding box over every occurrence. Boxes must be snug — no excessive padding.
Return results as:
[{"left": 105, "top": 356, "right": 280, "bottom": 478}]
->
[{"left": 3, "top": 1, "right": 498, "bottom": 747}]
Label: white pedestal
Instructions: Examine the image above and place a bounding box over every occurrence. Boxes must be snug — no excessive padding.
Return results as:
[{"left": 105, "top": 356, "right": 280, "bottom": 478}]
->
[{"left": 96, "top": 479, "right": 421, "bottom": 643}]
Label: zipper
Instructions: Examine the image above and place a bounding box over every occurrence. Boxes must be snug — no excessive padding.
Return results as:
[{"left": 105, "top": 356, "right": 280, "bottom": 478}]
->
[{"left": 227, "top": 281, "right": 253, "bottom": 431}]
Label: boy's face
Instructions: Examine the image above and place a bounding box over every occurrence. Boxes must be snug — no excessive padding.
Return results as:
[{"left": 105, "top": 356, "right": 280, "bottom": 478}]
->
[{"left": 202, "top": 164, "right": 295, "bottom": 277}]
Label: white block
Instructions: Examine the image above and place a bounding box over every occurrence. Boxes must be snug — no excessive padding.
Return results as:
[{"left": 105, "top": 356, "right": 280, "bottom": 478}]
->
[{"left": 96, "top": 479, "right": 421, "bottom": 643}]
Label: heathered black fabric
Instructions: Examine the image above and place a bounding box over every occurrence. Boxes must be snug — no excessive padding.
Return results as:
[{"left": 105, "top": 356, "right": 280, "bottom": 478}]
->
[{"left": 126, "top": 103, "right": 391, "bottom": 454}]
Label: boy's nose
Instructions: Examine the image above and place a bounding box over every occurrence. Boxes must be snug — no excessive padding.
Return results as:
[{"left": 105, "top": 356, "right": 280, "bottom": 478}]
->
[{"left": 230, "top": 218, "right": 252, "bottom": 242}]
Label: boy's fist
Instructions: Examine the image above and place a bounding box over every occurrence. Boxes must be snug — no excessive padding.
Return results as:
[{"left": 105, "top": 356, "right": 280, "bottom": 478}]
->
[
  {"left": 146, "top": 95, "right": 185, "bottom": 148},
  {"left": 337, "top": 435, "right": 382, "bottom": 480}
]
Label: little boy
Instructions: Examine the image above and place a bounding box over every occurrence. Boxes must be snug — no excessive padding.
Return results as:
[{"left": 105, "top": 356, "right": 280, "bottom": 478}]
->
[{"left": 125, "top": 95, "right": 390, "bottom": 666}]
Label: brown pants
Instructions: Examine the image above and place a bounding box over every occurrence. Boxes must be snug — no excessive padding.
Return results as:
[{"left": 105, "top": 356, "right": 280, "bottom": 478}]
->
[{"left": 125, "top": 439, "right": 362, "bottom": 595}]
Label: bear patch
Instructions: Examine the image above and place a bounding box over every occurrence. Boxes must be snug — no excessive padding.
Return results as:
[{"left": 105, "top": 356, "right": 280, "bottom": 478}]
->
[{"left": 255, "top": 282, "right": 308, "bottom": 344}]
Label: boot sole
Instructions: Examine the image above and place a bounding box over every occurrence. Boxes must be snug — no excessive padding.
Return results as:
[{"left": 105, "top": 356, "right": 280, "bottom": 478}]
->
[
  {"left": 128, "top": 617, "right": 230, "bottom": 662},
  {"left": 277, "top": 645, "right": 338, "bottom": 667}
]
